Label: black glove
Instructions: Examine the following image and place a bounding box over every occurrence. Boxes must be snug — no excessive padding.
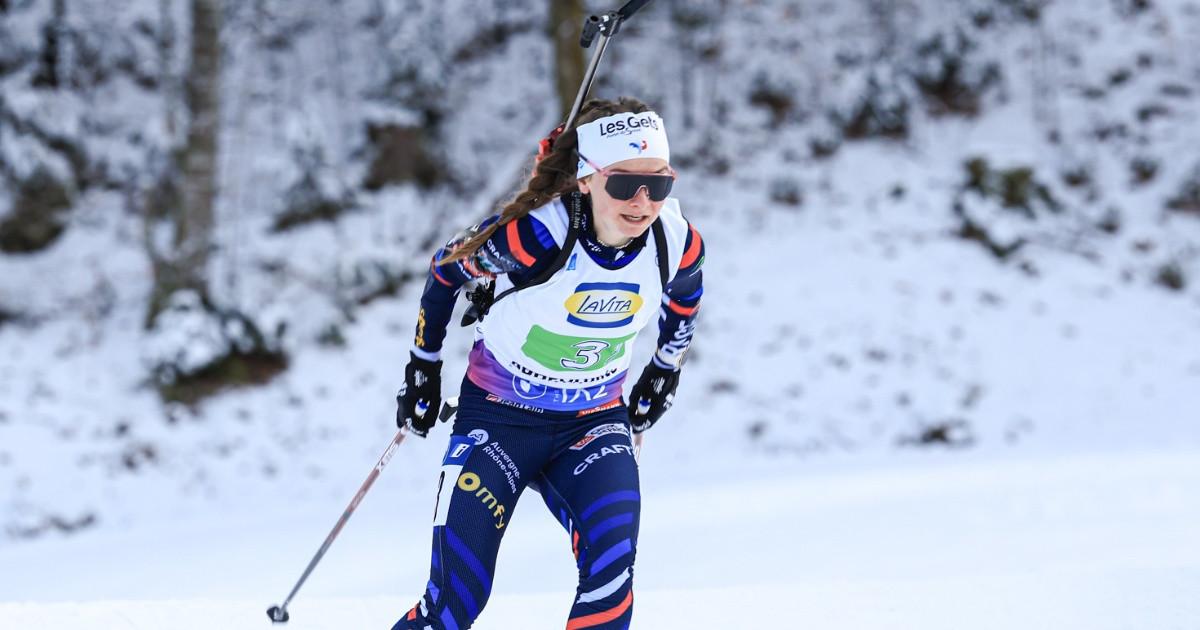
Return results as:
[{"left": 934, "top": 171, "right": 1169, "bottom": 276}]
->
[
  {"left": 397, "top": 353, "right": 443, "bottom": 437},
  {"left": 627, "top": 362, "right": 681, "bottom": 434}
]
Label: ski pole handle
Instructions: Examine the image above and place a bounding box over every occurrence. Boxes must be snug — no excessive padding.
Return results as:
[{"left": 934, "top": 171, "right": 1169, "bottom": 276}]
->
[{"left": 439, "top": 396, "right": 460, "bottom": 424}]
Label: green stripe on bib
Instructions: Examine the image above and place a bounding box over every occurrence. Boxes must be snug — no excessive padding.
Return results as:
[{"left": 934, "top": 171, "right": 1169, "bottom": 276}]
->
[{"left": 521, "top": 325, "right": 636, "bottom": 372}]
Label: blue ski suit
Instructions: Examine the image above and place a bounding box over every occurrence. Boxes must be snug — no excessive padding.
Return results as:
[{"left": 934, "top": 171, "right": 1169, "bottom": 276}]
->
[{"left": 394, "top": 195, "right": 704, "bottom": 630}]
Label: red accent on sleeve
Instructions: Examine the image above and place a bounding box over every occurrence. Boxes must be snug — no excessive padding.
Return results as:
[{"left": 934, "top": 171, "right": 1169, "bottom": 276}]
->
[
  {"left": 431, "top": 261, "right": 453, "bottom": 286},
  {"left": 506, "top": 220, "right": 536, "bottom": 267},
  {"left": 680, "top": 225, "right": 703, "bottom": 269},
  {"left": 666, "top": 300, "right": 699, "bottom": 316}
]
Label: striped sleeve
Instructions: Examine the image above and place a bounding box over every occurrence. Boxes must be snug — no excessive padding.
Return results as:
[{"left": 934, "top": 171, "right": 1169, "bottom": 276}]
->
[
  {"left": 654, "top": 222, "right": 704, "bottom": 370},
  {"left": 412, "top": 214, "right": 560, "bottom": 357}
]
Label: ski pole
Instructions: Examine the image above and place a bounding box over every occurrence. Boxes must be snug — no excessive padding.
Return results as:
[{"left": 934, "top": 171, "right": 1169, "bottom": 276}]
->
[
  {"left": 266, "top": 399, "right": 459, "bottom": 623},
  {"left": 266, "top": 428, "right": 408, "bottom": 623},
  {"left": 562, "top": 0, "right": 658, "bottom": 132},
  {"left": 616, "top": 0, "right": 655, "bottom": 20}
]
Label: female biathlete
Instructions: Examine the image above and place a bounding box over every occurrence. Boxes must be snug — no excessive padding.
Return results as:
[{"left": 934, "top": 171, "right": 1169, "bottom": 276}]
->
[{"left": 393, "top": 97, "right": 705, "bottom": 630}]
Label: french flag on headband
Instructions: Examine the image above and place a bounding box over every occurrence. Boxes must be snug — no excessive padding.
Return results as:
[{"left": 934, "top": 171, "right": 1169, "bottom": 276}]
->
[{"left": 575, "top": 111, "right": 670, "bottom": 178}]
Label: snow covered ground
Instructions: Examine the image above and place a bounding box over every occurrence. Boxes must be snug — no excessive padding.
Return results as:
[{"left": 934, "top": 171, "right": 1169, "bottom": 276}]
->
[
  {"left": 2, "top": 442, "right": 1197, "bottom": 629},
  {"left": 4, "top": 1, "right": 1200, "bottom": 628}
]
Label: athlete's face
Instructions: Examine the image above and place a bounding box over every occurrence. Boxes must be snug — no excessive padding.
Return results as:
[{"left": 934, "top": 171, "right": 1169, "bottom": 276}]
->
[{"left": 578, "top": 157, "right": 671, "bottom": 246}]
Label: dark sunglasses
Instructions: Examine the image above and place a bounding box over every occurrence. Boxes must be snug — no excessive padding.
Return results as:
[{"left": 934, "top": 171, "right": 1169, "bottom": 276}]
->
[{"left": 579, "top": 154, "right": 677, "bottom": 202}]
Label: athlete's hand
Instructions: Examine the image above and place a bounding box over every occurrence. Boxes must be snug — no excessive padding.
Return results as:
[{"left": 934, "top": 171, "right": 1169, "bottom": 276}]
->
[
  {"left": 397, "top": 353, "right": 443, "bottom": 437},
  {"left": 627, "top": 362, "right": 680, "bottom": 434}
]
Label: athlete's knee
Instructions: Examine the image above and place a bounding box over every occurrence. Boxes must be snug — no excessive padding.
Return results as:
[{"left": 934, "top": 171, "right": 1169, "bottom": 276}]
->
[{"left": 577, "top": 503, "right": 639, "bottom": 578}]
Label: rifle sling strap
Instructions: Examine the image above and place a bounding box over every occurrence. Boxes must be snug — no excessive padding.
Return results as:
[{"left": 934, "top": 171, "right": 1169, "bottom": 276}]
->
[{"left": 482, "top": 192, "right": 671, "bottom": 319}]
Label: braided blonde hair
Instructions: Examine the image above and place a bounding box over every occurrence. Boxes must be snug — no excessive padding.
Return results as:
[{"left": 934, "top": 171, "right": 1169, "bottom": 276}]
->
[{"left": 437, "top": 97, "right": 651, "bottom": 264}]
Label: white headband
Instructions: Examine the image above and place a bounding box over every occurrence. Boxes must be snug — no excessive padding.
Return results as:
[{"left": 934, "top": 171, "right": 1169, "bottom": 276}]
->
[{"left": 575, "top": 111, "right": 671, "bottom": 178}]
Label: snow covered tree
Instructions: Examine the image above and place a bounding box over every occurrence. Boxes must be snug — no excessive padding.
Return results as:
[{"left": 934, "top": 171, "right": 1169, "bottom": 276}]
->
[
  {"left": 549, "top": 0, "right": 584, "bottom": 119},
  {"left": 145, "top": 0, "right": 222, "bottom": 326},
  {"left": 143, "top": 0, "right": 286, "bottom": 405}
]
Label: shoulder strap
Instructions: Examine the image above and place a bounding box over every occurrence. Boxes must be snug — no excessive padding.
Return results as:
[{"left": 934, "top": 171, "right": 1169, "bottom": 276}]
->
[
  {"left": 463, "top": 195, "right": 667, "bottom": 326},
  {"left": 460, "top": 194, "right": 581, "bottom": 327},
  {"left": 652, "top": 217, "right": 669, "bottom": 290},
  {"left": 492, "top": 192, "right": 583, "bottom": 302}
]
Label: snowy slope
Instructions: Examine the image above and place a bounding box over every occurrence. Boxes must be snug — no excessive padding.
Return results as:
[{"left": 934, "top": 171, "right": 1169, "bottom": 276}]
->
[
  {"left": 2, "top": 0, "right": 1198, "bottom": 539},
  {"left": 2, "top": 446, "right": 1197, "bottom": 628},
  {"left": 2, "top": 0, "right": 1200, "bottom": 628}
]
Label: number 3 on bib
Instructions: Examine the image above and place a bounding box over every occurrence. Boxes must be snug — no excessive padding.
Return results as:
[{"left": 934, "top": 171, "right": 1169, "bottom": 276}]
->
[
  {"left": 561, "top": 340, "right": 610, "bottom": 370},
  {"left": 522, "top": 325, "right": 636, "bottom": 373}
]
